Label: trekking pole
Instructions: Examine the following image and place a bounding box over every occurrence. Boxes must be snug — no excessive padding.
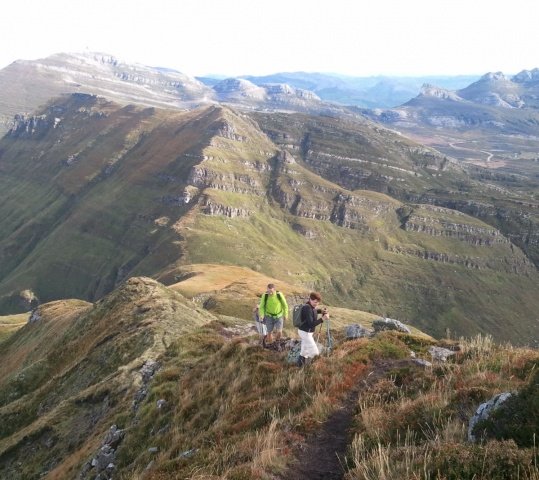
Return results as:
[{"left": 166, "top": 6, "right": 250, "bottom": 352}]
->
[
  {"left": 326, "top": 317, "right": 333, "bottom": 354},
  {"left": 316, "top": 323, "right": 323, "bottom": 343}
]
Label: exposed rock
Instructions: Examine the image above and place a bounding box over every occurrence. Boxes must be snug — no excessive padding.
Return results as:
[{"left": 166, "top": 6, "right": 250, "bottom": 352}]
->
[
  {"left": 413, "top": 358, "right": 432, "bottom": 368},
  {"left": 286, "top": 339, "right": 302, "bottom": 365},
  {"left": 28, "top": 308, "right": 42, "bottom": 324},
  {"left": 157, "top": 399, "right": 168, "bottom": 410},
  {"left": 291, "top": 223, "right": 317, "bottom": 239},
  {"left": 215, "top": 120, "right": 248, "bottom": 142},
  {"left": 202, "top": 199, "right": 250, "bottom": 218},
  {"left": 140, "top": 360, "right": 159, "bottom": 382},
  {"left": 428, "top": 346, "right": 456, "bottom": 362},
  {"left": 278, "top": 149, "right": 296, "bottom": 164},
  {"left": 420, "top": 84, "right": 463, "bottom": 101},
  {"left": 468, "top": 392, "right": 513, "bottom": 442},
  {"left": 148, "top": 447, "right": 159, "bottom": 453},
  {"left": 345, "top": 324, "right": 372, "bottom": 339},
  {"left": 101, "top": 425, "right": 124, "bottom": 450},
  {"left": 80, "top": 424, "right": 125, "bottom": 478},
  {"left": 372, "top": 317, "right": 411, "bottom": 334},
  {"left": 133, "top": 360, "right": 160, "bottom": 411},
  {"left": 8, "top": 114, "right": 54, "bottom": 138}
]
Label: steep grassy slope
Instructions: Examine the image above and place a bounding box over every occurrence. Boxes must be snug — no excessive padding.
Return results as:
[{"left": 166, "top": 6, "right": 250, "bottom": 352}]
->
[
  {"left": 0, "top": 313, "right": 27, "bottom": 343},
  {"left": 251, "top": 111, "right": 539, "bottom": 268},
  {"left": 0, "top": 95, "right": 228, "bottom": 308},
  {"left": 0, "top": 95, "right": 538, "bottom": 342},
  {"left": 0, "top": 277, "right": 213, "bottom": 479}
]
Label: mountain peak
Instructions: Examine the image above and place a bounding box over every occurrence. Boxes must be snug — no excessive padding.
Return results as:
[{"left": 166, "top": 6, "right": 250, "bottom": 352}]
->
[
  {"left": 419, "top": 83, "right": 462, "bottom": 101},
  {"left": 512, "top": 68, "right": 539, "bottom": 83},
  {"left": 480, "top": 71, "right": 508, "bottom": 82}
]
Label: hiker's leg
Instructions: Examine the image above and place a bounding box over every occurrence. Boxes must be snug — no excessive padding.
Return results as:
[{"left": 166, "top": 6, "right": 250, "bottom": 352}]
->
[
  {"left": 274, "top": 317, "right": 284, "bottom": 341},
  {"left": 299, "top": 330, "right": 319, "bottom": 359},
  {"left": 265, "top": 317, "right": 275, "bottom": 344}
]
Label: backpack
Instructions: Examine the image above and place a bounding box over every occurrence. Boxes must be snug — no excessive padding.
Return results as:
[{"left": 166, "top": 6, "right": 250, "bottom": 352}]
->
[{"left": 292, "top": 304, "right": 304, "bottom": 328}]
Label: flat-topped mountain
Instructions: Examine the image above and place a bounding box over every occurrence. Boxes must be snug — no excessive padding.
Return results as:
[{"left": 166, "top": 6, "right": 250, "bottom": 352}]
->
[
  {"left": 0, "top": 52, "right": 342, "bottom": 135},
  {"left": 0, "top": 52, "right": 212, "bottom": 133},
  {"left": 0, "top": 93, "right": 538, "bottom": 342}
]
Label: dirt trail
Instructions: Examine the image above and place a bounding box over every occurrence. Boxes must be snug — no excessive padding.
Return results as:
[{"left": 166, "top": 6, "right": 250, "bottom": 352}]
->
[{"left": 280, "top": 358, "right": 416, "bottom": 480}]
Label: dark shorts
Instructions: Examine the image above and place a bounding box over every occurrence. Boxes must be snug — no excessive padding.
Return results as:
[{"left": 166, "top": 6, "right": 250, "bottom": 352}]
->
[{"left": 264, "top": 316, "right": 283, "bottom": 333}]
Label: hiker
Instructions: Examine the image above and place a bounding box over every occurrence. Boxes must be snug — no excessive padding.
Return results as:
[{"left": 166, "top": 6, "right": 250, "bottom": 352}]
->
[
  {"left": 253, "top": 301, "right": 267, "bottom": 345},
  {"left": 259, "top": 283, "right": 288, "bottom": 347},
  {"left": 297, "top": 292, "right": 329, "bottom": 366}
]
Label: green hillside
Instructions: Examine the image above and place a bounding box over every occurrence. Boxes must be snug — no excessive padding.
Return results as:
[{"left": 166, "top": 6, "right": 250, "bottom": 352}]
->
[{"left": 0, "top": 95, "right": 537, "bottom": 343}]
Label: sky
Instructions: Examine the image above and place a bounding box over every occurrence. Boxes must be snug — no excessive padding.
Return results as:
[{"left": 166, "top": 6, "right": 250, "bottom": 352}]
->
[{"left": 1, "top": 0, "right": 538, "bottom": 78}]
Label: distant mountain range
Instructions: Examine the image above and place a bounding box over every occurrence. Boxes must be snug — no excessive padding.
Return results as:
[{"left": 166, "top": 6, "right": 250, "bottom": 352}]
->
[
  {"left": 220, "top": 72, "right": 481, "bottom": 108},
  {"left": 0, "top": 52, "right": 483, "bottom": 135},
  {"left": 364, "top": 69, "right": 539, "bottom": 131}
]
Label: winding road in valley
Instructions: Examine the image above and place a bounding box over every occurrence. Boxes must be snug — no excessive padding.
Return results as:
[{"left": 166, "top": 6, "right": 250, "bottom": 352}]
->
[{"left": 448, "top": 141, "right": 494, "bottom": 162}]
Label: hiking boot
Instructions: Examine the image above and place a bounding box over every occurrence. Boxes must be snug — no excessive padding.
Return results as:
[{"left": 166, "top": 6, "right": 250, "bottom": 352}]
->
[
  {"left": 297, "top": 355, "right": 306, "bottom": 367},
  {"left": 262, "top": 336, "right": 267, "bottom": 348}
]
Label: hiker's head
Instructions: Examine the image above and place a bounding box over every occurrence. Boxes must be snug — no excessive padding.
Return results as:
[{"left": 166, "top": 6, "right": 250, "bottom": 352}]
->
[
  {"left": 267, "top": 283, "right": 276, "bottom": 294},
  {"left": 308, "top": 291, "right": 321, "bottom": 306}
]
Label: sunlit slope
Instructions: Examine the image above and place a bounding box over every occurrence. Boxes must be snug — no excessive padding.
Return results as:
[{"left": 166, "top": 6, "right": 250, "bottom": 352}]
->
[{"left": 170, "top": 109, "right": 538, "bottom": 342}]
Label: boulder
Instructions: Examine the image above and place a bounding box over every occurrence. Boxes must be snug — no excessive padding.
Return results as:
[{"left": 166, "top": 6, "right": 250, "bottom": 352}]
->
[
  {"left": 345, "top": 324, "right": 372, "bottom": 339},
  {"left": 102, "top": 425, "right": 124, "bottom": 449},
  {"left": 286, "top": 339, "right": 302, "bottom": 365},
  {"left": 428, "top": 346, "right": 456, "bottom": 362},
  {"left": 468, "top": 392, "right": 513, "bottom": 442},
  {"left": 372, "top": 317, "right": 411, "bottom": 334},
  {"left": 28, "top": 308, "right": 42, "bottom": 324}
]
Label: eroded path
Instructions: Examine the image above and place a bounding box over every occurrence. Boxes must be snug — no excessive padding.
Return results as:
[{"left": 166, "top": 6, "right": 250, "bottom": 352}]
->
[{"left": 280, "top": 358, "right": 416, "bottom": 480}]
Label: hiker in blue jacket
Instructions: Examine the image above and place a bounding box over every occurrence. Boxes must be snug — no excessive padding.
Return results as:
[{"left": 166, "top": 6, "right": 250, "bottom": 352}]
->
[{"left": 297, "top": 291, "right": 329, "bottom": 366}]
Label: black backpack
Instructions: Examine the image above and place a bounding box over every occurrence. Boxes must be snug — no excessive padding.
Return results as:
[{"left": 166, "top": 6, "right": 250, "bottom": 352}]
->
[{"left": 292, "top": 304, "right": 304, "bottom": 328}]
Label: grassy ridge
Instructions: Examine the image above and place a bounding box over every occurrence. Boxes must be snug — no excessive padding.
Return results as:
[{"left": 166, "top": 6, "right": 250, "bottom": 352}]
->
[{"left": 0, "top": 275, "right": 536, "bottom": 479}]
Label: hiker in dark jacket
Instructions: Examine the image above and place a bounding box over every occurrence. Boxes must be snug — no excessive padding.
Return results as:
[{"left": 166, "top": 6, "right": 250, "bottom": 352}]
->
[{"left": 297, "top": 291, "right": 329, "bottom": 366}]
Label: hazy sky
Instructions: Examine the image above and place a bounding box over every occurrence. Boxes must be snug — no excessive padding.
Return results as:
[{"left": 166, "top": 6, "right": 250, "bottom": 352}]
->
[{"left": 1, "top": 0, "right": 538, "bottom": 77}]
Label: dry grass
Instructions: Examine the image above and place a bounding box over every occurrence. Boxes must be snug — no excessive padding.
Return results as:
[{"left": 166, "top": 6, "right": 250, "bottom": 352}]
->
[
  {"left": 164, "top": 264, "right": 300, "bottom": 298},
  {"left": 346, "top": 334, "right": 539, "bottom": 480}
]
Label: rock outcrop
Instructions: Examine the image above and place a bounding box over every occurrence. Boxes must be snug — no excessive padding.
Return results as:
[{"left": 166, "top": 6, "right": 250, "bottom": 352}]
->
[
  {"left": 372, "top": 317, "right": 411, "bottom": 334},
  {"left": 468, "top": 392, "right": 513, "bottom": 442}
]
